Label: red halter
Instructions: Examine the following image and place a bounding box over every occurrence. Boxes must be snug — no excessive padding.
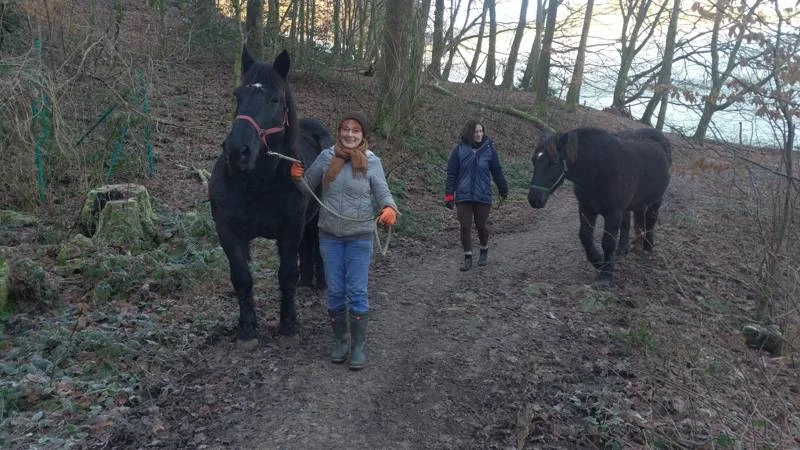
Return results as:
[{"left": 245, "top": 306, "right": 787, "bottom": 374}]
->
[{"left": 235, "top": 110, "right": 289, "bottom": 153}]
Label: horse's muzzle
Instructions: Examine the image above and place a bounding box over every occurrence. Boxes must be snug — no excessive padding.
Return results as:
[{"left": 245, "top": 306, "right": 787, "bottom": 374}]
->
[{"left": 528, "top": 190, "right": 548, "bottom": 209}]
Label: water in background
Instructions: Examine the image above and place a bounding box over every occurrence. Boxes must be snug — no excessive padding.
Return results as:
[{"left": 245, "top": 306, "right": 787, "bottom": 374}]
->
[{"left": 580, "top": 85, "right": 780, "bottom": 148}]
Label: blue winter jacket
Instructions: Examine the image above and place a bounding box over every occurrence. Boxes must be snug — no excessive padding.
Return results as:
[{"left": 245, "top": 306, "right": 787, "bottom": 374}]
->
[{"left": 445, "top": 138, "right": 508, "bottom": 204}]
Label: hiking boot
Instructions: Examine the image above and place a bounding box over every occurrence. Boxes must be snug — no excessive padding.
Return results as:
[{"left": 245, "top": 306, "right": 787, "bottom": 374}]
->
[
  {"left": 478, "top": 249, "right": 488, "bottom": 266},
  {"left": 460, "top": 255, "right": 473, "bottom": 271},
  {"left": 349, "top": 312, "right": 369, "bottom": 370},
  {"left": 330, "top": 310, "right": 349, "bottom": 364}
]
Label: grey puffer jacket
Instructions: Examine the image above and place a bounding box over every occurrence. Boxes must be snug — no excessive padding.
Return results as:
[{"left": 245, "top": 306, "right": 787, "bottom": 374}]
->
[{"left": 303, "top": 146, "right": 397, "bottom": 240}]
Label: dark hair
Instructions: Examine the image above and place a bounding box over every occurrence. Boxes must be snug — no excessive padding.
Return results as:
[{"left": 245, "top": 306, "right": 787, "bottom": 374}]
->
[{"left": 460, "top": 120, "right": 486, "bottom": 145}]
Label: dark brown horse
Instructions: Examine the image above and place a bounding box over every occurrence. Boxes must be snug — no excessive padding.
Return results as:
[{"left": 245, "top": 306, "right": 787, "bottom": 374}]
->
[
  {"left": 527, "top": 127, "right": 671, "bottom": 285},
  {"left": 209, "top": 48, "right": 331, "bottom": 344}
]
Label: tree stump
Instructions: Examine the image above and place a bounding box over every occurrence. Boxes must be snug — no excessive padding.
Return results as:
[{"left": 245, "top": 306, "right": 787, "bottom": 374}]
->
[{"left": 77, "top": 184, "right": 158, "bottom": 252}]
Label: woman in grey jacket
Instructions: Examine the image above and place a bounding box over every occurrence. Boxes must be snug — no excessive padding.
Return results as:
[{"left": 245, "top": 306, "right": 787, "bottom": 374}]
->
[{"left": 291, "top": 111, "right": 397, "bottom": 370}]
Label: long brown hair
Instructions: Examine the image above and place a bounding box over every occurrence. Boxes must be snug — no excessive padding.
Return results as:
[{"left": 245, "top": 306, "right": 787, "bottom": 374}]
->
[{"left": 460, "top": 120, "right": 486, "bottom": 145}]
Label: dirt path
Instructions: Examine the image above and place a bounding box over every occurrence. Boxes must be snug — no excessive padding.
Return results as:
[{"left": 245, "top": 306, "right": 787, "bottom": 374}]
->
[{"left": 118, "top": 189, "right": 651, "bottom": 449}]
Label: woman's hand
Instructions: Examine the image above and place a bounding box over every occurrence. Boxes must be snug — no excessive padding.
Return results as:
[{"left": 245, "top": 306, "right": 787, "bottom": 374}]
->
[
  {"left": 443, "top": 194, "right": 455, "bottom": 210},
  {"left": 290, "top": 161, "right": 304, "bottom": 181},
  {"left": 378, "top": 206, "right": 397, "bottom": 226}
]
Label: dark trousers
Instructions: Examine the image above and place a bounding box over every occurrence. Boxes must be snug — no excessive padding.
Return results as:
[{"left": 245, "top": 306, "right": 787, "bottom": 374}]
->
[{"left": 456, "top": 202, "right": 491, "bottom": 253}]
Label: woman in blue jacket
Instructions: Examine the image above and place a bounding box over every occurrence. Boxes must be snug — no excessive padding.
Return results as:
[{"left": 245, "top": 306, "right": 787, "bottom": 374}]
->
[{"left": 444, "top": 120, "right": 508, "bottom": 271}]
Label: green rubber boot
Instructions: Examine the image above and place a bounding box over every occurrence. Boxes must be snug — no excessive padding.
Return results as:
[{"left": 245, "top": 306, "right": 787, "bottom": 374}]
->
[
  {"left": 330, "top": 310, "right": 349, "bottom": 364},
  {"left": 478, "top": 248, "right": 488, "bottom": 266},
  {"left": 349, "top": 311, "right": 369, "bottom": 370},
  {"left": 460, "top": 255, "right": 473, "bottom": 271}
]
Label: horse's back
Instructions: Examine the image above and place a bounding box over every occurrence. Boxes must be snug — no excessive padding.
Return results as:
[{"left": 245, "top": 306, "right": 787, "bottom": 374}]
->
[
  {"left": 297, "top": 118, "right": 333, "bottom": 223},
  {"left": 615, "top": 128, "right": 671, "bottom": 209},
  {"left": 570, "top": 127, "right": 670, "bottom": 211},
  {"left": 298, "top": 118, "right": 334, "bottom": 165},
  {"left": 616, "top": 127, "right": 672, "bottom": 166}
]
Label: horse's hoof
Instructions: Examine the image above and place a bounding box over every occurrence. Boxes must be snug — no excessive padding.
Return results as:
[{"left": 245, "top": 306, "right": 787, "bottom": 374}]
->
[
  {"left": 278, "top": 322, "right": 300, "bottom": 337},
  {"left": 596, "top": 273, "right": 613, "bottom": 288},
  {"left": 640, "top": 251, "right": 653, "bottom": 266},
  {"left": 236, "top": 338, "right": 260, "bottom": 352},
  {"left": 278, "top": 332, "right": 301, "bottom": 347}
]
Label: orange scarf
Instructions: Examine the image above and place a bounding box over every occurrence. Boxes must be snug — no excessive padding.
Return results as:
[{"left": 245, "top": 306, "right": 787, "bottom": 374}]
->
[{"left": 324, "top": 138, "right": 369, "bottom": 185}]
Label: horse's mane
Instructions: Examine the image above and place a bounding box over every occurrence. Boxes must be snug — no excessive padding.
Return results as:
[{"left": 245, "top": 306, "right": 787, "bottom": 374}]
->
[{"left": 242, "top": 61, "right": 300, "bottom": 158}]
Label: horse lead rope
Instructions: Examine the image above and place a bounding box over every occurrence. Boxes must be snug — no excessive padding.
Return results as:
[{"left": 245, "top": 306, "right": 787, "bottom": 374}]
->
[
  {"left": 260, "top": 148, "right": 394, "bottom": 257},
  {"left": 298, "top": 176, "right": 394, "bottom": 257},
  {"left": 235, "top": 114, "right": 394, "bottom": 255}
]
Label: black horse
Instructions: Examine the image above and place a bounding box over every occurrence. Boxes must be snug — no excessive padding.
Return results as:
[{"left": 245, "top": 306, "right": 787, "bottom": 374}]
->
[
  {"left": 209, "top": 48, "right": 331, "bottom": 344},
  {"left": 527, "top": 126, "right": 671, "bottom": 285}
]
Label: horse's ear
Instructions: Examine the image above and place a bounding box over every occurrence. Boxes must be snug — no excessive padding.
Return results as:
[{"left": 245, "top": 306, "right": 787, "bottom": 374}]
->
[
  {"left": 545, "top": 140, "right": 557, "bottom": 159},
  {"left": 274, "top": 50, "right": 291, "bottom": 80},
  {"left": 565, "top": 131, "right": 579, "bottom": 164},
  {"left": 242, "top": 45, "right": 255, "bottom": 76}
]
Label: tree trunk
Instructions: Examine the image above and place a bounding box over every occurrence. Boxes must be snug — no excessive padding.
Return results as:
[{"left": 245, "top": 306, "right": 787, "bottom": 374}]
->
[
  {"left": 501, "top": 0, "right": 529, "bottom": 88},
  {"left": 565, "top": 0, "right": 593, "bottom": 109},
  {"left": 342, "top": 0, "right": 354, "bottom": 61},
  {"left": 357, "top": 0, "right": 367, "bottom": 60},
  {"left": 443, "top": 0, "right": 477, "bottom": 81},
  {"left": 364, "top": 0, "right": 381, "bottom": 68},
  {"left": 288, "top": 0, "right": 298, "bottom": 51},
  {"left": 427, "top": 0, "right": 445, "bottom": 79},
  {"left": 376, "top": 0, "right": 418, "bottom": 140},
  {"left": 693, "top": 100, "right": 716, "bottom": 143},
  {"left": 532, "top": 0, "right": 559, "bottom": 112},
  {"left": 482, "top": 0, "right": 497, "bottom": 85},
  {"left": 655, "top": 88, "right": 669, "bottom": 129},
  {"left": 417, "top": 0, "right": 432, "bottom": 75},
  {"left": 333, "top": 0, "right": 341, "bottom": 56},
  {"left": 265, "top": 0, "right": 279, "bottom": 56},
  {"left": 465, "top": 1, "right": 488, "bottom": 83},
  {"left": 298, "top": 0, "right": 307, "bottom": 48},
  {"left": 691, "top": 0, "right": 764, "bottom": 142},
  {"left": 245, "top": 0, "right": 263, "bottom": 58},
  {"left": 641, "top": 0, "right": 680, "bottom": 126},
  {"left": 611, "top": 0, "right": 657, "bottom": 108},
  {"left": 520, "top": 0, "right": 545, "bottom": 90}
]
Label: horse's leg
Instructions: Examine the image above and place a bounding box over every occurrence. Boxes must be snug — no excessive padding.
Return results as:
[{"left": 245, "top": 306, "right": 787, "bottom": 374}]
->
[
  {"left": 312, "top": 227, "right": 325, "bottom": 289},
  {"left": 617, "top": 210, "right": 632, "bottom": 255},
  {"left": 578, "top": 206, "right": 602, "bottom": 269},
  {"left": 218, "top": 229, "right": 257, "bottom": 341},
  {"left": 599, "top": 211, "right": 623, "bottom": 285},
  {"left": 643, "top": 201, "right": 662, "bottom": 254},
  {"left": 633, "top": 210, "right": 645, "bottom": 253},
  {"left": 276, "top": 235, "right": 300, "bottom": 335},
  {"left": 297, "top": 222, "right": 315, "bottom": 288},
  {"left": 299, "top": 218, "right": 325, "bottom": 289}
]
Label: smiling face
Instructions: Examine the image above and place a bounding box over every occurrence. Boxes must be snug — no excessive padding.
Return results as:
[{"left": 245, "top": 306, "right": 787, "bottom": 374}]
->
[{"left": 338, "top": 119, "right": 364, "bottom": 149}]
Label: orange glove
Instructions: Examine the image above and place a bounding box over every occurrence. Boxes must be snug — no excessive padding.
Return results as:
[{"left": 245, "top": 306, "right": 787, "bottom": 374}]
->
[
  {"left": 378, "top": 206, "right": 397, "bottom": 226},
  {"left": 290, "top": 161, "right": 304, "bottom": 181}
]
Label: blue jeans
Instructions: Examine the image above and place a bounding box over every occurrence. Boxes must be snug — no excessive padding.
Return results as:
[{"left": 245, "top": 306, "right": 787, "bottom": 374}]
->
[{"left": 319, "top": 238, "right": 373, "bottom": 314}]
